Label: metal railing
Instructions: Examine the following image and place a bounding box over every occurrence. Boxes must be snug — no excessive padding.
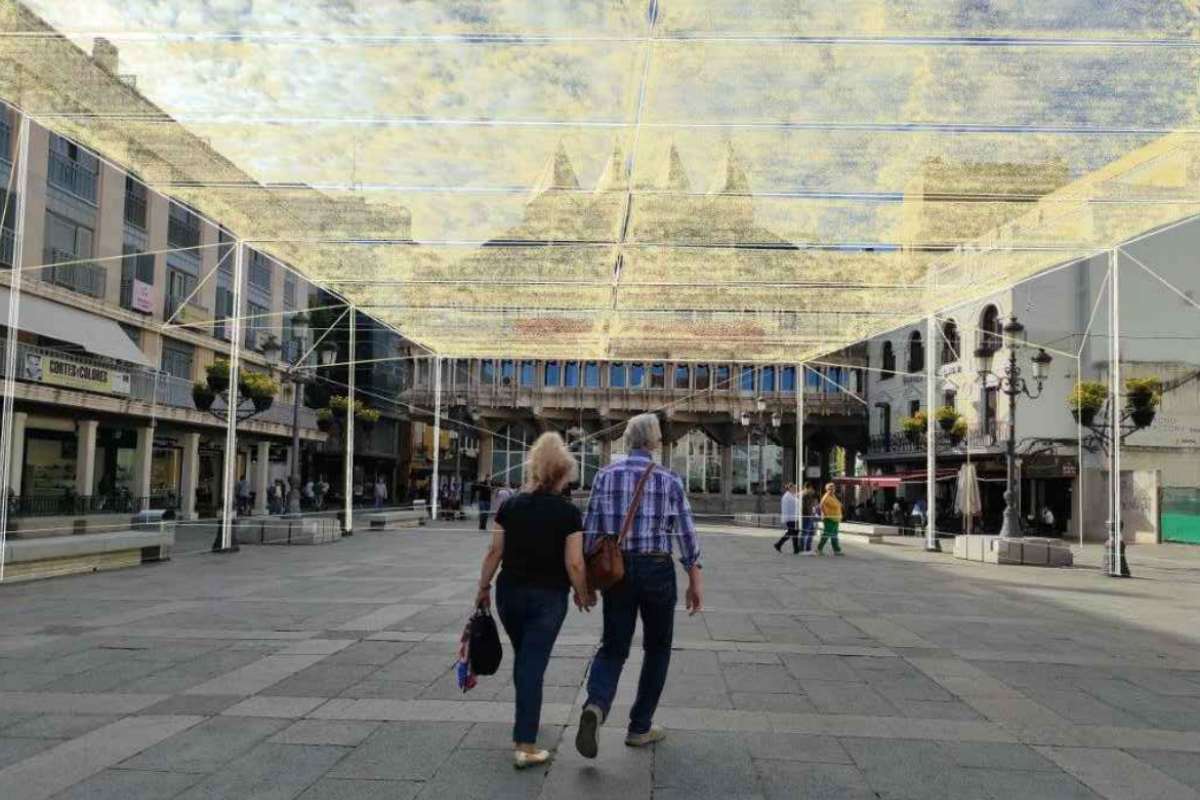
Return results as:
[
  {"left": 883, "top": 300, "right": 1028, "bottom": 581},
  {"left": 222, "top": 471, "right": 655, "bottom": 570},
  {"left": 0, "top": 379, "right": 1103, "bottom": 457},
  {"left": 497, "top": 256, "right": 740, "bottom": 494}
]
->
[
  {"left": 0, "top": 117, "right": 10, "bottom": 159},
  {"left": 0, "top": 337, "right": 319, "bottom": 431},
  {"left": 124, "top": 190, "right": 147, "bottom": 229},
  {"left": 45, "top": 249, "right": 106, "bottom": 299},
  {"left": 167, "top": 215, "right": 200, "bottom": 250},
  {"left": 866, "top": 424, "right": 1009, "bottom": 455},
  {"left": 0, "top": 227, "right": 13, "bottom": 267},
  {"left": 164, "top": 293, "right": 207, "bottom": 323},
  {"left": 47, "top": 149, "right": 98, "bottom": 202},
  {"left": 6, "top": 493, "right": 179, "bottom": 518}
]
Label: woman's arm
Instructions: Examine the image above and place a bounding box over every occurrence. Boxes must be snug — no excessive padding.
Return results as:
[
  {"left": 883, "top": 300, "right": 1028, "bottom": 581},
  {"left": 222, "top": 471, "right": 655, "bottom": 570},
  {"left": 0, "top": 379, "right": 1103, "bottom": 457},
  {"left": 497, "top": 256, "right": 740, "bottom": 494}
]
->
[
  {"left": 476, "top": 525, "right": 505, "bottom": 608},
  {"left": 563, "top": 532, "right": 593, "bottom": 611}
]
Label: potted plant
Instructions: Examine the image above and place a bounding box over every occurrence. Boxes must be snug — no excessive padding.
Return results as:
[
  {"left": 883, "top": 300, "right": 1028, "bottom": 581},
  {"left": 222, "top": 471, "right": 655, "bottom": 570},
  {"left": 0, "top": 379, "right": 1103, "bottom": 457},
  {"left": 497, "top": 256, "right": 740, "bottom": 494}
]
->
[
  {"left": 328, "top": 394, "right": 355, "bottom": 415},
  {"left": 934, "top": 405, "right": 960, "bottom": 433},
  {"left": 192, "top": 381, "right": 216, "bottom": 412},
  {"left": 356, "top": 407, "right": 381, "bottom": 433},
  {"left": 949, "top": 417, "right": 968, "bottom": 446},
  {"left": 901, "top": 411, "right": 927, "bottom": 443},
  {"left": 206, "top": 358, "right": 232, "bottom": 394},
  {"left": 1125, "top": 377, "right": 1162, "bottom": 428},
  {"left": 1068, "top": 381, "right": 1108, "bottom": 427},
  {"left": 240, "top": 372, "right": 280, "bottom": 413},
  {"left": 316, "top": 408, "right": 333, "bottom": 432}
]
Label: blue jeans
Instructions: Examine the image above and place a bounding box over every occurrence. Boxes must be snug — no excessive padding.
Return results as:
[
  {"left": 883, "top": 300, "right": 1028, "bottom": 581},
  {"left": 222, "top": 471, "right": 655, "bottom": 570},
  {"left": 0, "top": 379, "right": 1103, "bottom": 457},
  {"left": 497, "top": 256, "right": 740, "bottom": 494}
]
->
[
  {"left": 495, "top": 574, "right": 568, "bottom": 744},
  {"left": 799, "top": 517, "right": 816, "bottom": 551},
  {"left": 585, "top": 555, "right": 677, "bottom": 735}
]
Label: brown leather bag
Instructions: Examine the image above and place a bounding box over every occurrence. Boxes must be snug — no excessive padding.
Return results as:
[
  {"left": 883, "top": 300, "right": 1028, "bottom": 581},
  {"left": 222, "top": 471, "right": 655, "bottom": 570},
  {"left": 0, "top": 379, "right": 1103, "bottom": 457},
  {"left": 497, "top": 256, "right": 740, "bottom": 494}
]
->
[{"left": 586, "top": 461, "right": 656, "bottom": 592}]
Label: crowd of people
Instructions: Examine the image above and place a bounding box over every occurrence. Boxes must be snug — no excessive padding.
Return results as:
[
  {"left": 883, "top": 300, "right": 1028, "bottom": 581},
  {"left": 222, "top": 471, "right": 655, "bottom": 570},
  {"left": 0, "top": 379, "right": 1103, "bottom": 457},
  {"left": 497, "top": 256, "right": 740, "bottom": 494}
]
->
[{"left": 775, "top": 482, "right": 845, "bottom": 555}]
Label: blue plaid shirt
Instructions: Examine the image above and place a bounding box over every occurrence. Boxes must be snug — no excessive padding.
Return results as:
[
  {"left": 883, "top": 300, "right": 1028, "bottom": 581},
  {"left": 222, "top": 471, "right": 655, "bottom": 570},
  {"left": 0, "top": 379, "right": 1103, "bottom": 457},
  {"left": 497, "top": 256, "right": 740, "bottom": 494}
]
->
[{"left": 583, "top": 450, "right": 701, "bottom": 569}]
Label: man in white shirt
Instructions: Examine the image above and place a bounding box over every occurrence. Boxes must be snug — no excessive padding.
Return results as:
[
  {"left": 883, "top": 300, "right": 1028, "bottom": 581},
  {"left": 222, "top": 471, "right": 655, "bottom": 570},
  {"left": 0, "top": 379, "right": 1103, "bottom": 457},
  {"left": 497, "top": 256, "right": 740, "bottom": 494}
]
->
[{"left": 774, "top": 483, "right": 801, "bottom": 554}]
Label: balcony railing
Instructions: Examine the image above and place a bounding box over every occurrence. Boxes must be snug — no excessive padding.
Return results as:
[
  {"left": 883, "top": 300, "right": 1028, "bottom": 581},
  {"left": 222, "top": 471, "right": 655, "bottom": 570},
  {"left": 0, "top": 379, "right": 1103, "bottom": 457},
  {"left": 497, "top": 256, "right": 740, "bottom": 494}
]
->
[
  {"left": 44, "top": 249, "right": 106, "bottom": 299},
  {"left": 0, "top": 227, "right": 13, "bottom": 267},
  {"left": 47, "top": 149, "right": 97, "bottom": 203},
  {"left": 0, "top": 118, "right": 11, "bottom": 161},
  {"left": 164, "top": 294, "right": 208, "bottom": 324},
  {"left": 1, "top": 336, "right": 320, "bottom": 431},
  {"left": 866, "top": 424, "right": 1010, "bottom": 456},
  {"left": 124, "top": 191, "right": 147, "bottom": 229},
  {"left": 167, "top": 215, "right": 200, "bottom": 250}
]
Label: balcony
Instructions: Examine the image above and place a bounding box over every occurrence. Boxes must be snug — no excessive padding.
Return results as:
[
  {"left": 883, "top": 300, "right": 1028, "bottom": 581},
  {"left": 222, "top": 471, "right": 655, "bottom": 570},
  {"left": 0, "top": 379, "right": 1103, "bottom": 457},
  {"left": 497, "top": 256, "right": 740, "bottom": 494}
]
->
[
  {"left": 47, "top": 149, "right": 97, "bottom": 203},
  {"left": 0, "top": 227, "right": 13, "bottom": 267},
  {"left": 123, "top": 190, "right": 147, "bottom": 229},
  {"left": 44, "top": 249, "right": 106, "bottom": 299},
  {"left": 164, "top": 293, "right": 208, "bottom": 325},
  {"left": 167, "top": 215, "right": 200, "bottom": 250},
  {"left": 866, "top": 424, "right": 1010, "bottom": 457},
  {"left": 0, "top": 118, "right": 10, "bottom": 161}
]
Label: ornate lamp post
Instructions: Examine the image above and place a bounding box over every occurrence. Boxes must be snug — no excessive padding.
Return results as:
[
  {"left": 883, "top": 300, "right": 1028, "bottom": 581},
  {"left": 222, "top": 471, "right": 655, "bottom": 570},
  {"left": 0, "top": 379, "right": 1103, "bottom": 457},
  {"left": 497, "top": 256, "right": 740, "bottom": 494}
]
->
[
  {"left": 974, "top": 314, "right": 1052, "bottom": 538},
  {"left": 741, "top": 396, "right": 781, "bottom": 515}
]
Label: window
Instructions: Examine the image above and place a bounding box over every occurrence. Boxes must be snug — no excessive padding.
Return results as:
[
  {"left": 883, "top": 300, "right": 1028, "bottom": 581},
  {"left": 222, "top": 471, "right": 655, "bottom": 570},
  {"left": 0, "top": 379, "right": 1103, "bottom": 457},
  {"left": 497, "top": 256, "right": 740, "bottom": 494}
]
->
[
  {"left": 119, "top": 245, "right": 154, "bottom": 312},
  {"left": 761, "top": 366, "right": 776, "bottom": 393},
  {"left": 165, "top": 268, "right": 198, "bottom": 321},
  {"left": 500, "top": 360, "right": 515, "bottom": 385},
  {"left": 520, "top": 360, "right": 535, "bottom": 387},
  {"left": 47, "top": 134, "right": 98, "bottom": 202},
  {"left": 941, "top": 319, "right": 960, "bottom": 365},
  {"left": 909, "top": 400, "right": 921, "bottom": 417},
  {"left": 981, "top": 305, "right": 1002, "bottom": 352},
  {"left": 650, "top": 363, "right": 665, "bottom": 388},
  {"left": 167, "top": 202, "right": 200, "bottom": 250},
  {"left": 480, "top": 360, "right": 495, "bottom": 384},
  {"left": 880, "top": 341, "right": 895, "bottom": 378},
  {"left": 491, "top": 424, "right": 530, "bottom": 487},
  {"left": 943, "top": 389, "right": 957, "bottom": 409},
  {"left": 454, "top": 359, "right": 470, "bottom": 387},
  {"left": 564, "top": 361, "right": 579, "bottom": 387},
  {"left": 696, "top": 364, "right": 711, "bottom": 390},
  {"left": 675, "top": 364, "right": 690, "bottom": 389},
  {"left": 610, "top": 362, "right": 626, "bottom": 388},
  {"left": 984, "top": 386, "right": 998, "bottom": 436},
  {"left": 283, "top": 278, "right": 296, "bottom": 308},
  {"left": 907, "top": 331, "right": 924, "bottom": 373},
  {"left": 217, "top": 230, "right": 234, "bottom": 273},
  {"left": 714, "top": 365, "right": 731, "bottom": 389},
  {"left": 780, "top": 366, "right": 795, "bottom": 393},
  {"left": 45, "top": 211, "right": 93, "bottom": 259},
  {"left": 245, "top": 301, "right": 268, "bottom": 349},
  {"left": 544, "top": 360, "right": 561, "bottom": 386},
  {"left": 247, "top": 250, "right": 272, "bottom": 290},
  {"left": 739, "top": 366, "right": 755, "bottom": 392},
  {"left": 584, "top": 361, "right": 600, "bottom": 387},
  {"left": 877, "top": 403, "right": 891, "bottom": 439},
  {"left": 213, "top": 286, "right": 234, "bottom": 340},
  {"left": 629, "top": 363, "right": 645, "bottom": 387},
  {"left": 160, "top": 339, "right": 194, "bottom": 381},
  {"left": 124, "top": 176, "right": 147, "bottom": 229}
]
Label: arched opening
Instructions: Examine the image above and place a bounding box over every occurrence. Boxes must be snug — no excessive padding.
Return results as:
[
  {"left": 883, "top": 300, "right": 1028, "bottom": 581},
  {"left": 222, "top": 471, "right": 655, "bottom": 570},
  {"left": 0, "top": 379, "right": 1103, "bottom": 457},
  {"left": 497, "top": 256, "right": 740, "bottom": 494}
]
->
[
  {"left": 981, "top": 305, "right": 1002, "bottom": 352},
  {"left": 941, "top": 319, "right": 960, "bottom": 365},
  {"left": 881, "top": 341, "right": 895, "bottom": 377},
  {"left": 907, "top": 330, "right": 924, "bottom": 373}
]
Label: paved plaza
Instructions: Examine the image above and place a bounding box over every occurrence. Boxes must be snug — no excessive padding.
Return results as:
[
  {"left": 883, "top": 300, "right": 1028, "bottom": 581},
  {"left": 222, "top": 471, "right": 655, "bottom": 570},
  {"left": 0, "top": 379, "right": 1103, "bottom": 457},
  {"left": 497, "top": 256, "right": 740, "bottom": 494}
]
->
[{"left": 1, "top": 524, "right": 1200, "bottom": 799}]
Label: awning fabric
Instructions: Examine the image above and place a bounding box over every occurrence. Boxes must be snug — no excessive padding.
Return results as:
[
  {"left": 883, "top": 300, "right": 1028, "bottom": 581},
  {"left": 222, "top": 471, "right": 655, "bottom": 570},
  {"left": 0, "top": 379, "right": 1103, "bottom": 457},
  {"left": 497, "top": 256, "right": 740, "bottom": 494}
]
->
[{"left": 0, "top": 287, "right": 153, "bottom": 367}]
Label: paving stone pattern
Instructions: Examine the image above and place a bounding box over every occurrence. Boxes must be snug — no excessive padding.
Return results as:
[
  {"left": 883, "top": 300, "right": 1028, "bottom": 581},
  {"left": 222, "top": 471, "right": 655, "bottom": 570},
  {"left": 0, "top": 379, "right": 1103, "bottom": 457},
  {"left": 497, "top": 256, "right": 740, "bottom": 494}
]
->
[{"left": 1, "top": 522, "right": 1200, "bottom": 798}]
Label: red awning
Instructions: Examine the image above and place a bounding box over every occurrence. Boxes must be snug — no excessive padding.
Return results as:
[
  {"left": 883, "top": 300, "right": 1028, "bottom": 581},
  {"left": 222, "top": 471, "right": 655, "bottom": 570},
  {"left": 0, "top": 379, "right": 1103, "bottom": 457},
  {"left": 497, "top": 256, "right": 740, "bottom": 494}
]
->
[{"left": 834, "top": 468, "right": 959, "bottom": 489}]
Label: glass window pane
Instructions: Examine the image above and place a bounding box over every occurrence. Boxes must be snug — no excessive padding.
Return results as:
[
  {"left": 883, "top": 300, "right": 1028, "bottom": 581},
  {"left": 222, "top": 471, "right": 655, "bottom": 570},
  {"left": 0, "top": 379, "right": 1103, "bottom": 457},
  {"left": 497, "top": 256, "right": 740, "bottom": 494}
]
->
[
  {"left": 695, "top": 365, "right": 710, "bottom": 390},
  {"left": 520, "top": 361, "right": 535, "bottom": 386},
  {"left": 630, "top": 363, "right": 645, "bottom": 387},
  {"left": 564, "top": 361, "right": 579, "bottom": 387},
  {"left": 715, "top": 365, "right": 731, "bottom": 389},
  {"left": 584, "top": 361, "right": 600, "bottom": 387},
  {"left": 740, "top": 366, "right": 755, "bottom": 392},
  {"left": 675, "top": 365, "right": 690, "bottom": 389},
  {"left": 781, "top": 366, "right": 796, "bottom": 392},
  {"left": 650, "top": 363, "right": 665, "bottom": 388},
  {"left": 544, "top": 360, "right": 560, "bottom": 386},
  {"left": 480, "top": 360, "right": 495, "bottom": 384},
  {"left": 610, "top": 362, "right": 626, "bottom": 388},
  {"left": 762, "top": 366, "right": 776, "bottom": 392}
]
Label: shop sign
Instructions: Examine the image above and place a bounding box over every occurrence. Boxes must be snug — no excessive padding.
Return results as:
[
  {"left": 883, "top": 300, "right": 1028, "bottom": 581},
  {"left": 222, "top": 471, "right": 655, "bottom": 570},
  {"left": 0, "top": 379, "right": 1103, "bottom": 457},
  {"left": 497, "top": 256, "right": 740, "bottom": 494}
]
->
[
  {"left": 23, "top": 353, "right": 131, "bottom": 396},
  {"left": 131, "top": 279, "right": 154, "bottom": 313}
]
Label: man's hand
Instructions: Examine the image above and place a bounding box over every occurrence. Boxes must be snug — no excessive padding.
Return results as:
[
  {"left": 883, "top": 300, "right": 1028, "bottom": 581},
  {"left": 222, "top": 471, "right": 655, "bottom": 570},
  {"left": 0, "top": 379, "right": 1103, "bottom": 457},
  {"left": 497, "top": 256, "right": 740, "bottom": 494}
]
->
[
  {"left": 475, "top": 584, "right": 491, "bottom": 610},
  {"left": 685, "top": 567, "right": 704, "bottom": 616},
  {"left": 574, "top": 589, "right": 596, "bottom": 612}
]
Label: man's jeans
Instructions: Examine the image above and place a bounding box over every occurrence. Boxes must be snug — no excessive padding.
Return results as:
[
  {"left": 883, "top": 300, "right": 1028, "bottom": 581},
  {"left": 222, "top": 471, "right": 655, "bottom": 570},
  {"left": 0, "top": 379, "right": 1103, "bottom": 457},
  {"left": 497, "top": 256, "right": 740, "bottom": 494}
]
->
[
  {"left": 495, "top": 574, "right": 568, "bottom": 744},
  {"left": 477, "top": 501, "right": 491, "bottom": 531},
  {"left": 585, "top": 555, "right": 677, "bottom": 735}
]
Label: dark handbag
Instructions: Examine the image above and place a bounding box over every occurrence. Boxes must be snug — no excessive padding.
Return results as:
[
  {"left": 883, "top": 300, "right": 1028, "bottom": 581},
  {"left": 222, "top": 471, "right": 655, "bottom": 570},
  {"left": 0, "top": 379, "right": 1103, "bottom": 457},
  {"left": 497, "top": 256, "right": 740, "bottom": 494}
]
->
[
  {"left": 467, "top": 606, "right": 502, "bottom": 676},
  {"left": 586, "top": 461, "right": 656, "bottom": 592}
]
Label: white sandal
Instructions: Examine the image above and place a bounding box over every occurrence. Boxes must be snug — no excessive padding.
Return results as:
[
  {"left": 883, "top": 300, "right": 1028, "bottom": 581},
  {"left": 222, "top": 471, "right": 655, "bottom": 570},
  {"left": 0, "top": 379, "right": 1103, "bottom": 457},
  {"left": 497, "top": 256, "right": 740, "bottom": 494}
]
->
[{"left": 513, "top": 749, "right": 551, "bottom": 769}]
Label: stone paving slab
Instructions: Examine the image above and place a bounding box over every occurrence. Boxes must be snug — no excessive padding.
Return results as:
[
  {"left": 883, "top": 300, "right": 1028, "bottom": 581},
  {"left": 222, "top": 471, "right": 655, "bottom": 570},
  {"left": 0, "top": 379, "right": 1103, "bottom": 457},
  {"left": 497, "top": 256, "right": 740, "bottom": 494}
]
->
[{"left": 0, "top": 522, "right": 1198, "bottom": 798}]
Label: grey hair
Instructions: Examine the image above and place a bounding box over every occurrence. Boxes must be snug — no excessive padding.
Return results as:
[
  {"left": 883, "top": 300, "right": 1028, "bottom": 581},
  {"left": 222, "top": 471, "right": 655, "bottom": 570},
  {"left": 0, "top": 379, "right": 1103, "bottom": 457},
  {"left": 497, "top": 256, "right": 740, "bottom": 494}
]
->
[{"left": 623, "top": 412, "right": 662, "bottom": 452}]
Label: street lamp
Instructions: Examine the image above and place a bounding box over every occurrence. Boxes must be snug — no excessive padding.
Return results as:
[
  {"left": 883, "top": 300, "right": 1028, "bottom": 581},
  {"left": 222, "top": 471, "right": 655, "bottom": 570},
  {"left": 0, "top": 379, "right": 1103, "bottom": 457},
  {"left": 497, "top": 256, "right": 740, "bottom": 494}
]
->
[
  {"left": 974, "top": 313, "right": 1053, "bottom": 538},
  {"left": 740, "top": 396, "right": 781, "bottom": 515}
]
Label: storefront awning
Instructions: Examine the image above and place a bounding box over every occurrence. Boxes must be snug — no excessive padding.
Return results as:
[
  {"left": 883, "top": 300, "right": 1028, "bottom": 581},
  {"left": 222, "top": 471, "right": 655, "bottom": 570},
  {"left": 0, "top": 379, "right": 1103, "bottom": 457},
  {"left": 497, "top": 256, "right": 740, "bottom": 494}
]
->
[{"left": 0, "top": 288, "right": 153, "bottom": 367}]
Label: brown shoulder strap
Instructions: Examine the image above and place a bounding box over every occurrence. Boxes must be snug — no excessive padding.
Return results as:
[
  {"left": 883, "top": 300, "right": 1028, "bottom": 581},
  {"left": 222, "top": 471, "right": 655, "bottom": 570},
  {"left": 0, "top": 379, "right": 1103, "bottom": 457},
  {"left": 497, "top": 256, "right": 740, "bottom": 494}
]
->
[{"left": 616, "top": 461, "right": 657, "bottom": 546}]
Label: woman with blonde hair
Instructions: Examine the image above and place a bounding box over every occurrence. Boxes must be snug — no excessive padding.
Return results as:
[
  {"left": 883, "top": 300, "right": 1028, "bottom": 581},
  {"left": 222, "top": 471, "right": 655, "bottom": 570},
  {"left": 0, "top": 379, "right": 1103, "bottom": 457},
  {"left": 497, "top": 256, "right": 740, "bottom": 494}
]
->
[{"left": 475, "top": 431, "right": 593, "bottom": 768}]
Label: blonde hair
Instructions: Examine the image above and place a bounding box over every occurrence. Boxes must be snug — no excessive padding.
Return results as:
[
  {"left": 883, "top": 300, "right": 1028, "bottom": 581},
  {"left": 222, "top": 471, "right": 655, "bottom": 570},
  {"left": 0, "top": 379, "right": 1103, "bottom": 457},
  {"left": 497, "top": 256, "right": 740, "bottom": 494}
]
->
[{"left": 524, "top": 432, "right": 578, "bottom": 493}]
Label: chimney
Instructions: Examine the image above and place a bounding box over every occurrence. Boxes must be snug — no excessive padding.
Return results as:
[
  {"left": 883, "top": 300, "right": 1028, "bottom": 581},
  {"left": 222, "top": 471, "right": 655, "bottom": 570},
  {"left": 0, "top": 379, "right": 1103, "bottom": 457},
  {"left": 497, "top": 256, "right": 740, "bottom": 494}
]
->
[{"left": 92, "top": 38, "right": 118, "bottom": 74}]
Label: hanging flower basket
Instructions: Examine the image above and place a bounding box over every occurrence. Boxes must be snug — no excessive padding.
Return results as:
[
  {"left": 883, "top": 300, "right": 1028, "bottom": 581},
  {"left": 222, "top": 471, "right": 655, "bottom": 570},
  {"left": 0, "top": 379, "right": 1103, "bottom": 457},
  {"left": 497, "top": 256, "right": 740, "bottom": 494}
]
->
[
  {"left": 192, "top": 382, "right": 216, "bottom": 412},
  {"left": 206, "top": 359, "right": 231, "bottom": 394},
  {"left": 935, "top": 405, "right": 959, "bottom": 433},
  {"left": 252, "top": 395, "right": 274, "bottom": 413},
  {"left": 1068, "top": 381, "right": 1107, "bottom": 428},
  {"left": 356, "top": 408, "right": 380, "bottom": 433},
  {"left": 316, "top": 409, "right": 333, "bottom": 432},
  {"left": 948, "top": 418, "right": 968, "bottom": 446},
  {"left": 901, "top": 411, "right": 927, "bottom": 444},
  {"left": 1071, "top": 407, "right": 1097, "bottom": 427},
  {"left": 1130, "top": 407, "right": 1156, "bottom": 428}
]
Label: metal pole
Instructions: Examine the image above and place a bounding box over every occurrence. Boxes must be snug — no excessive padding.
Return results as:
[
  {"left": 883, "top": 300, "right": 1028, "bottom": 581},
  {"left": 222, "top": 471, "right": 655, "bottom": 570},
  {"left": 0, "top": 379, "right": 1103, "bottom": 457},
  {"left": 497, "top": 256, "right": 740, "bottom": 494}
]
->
[
  {"left": 432, "top": 356, "right": 442, "bottom": 521},
  {"left": 1108, "top": 249, "right": 1126, "bottom": 576},
  {"left": 796, "top": 364, "right": 805, "bottom": 489},
  {"left": 286, "top": 370, "right": 302, "bottom": 515},
  {"left": 1000, "top": 345, "right": 1021, "bottom": 538},
  {"left": 0, "top": 116, "right": 32, "bottom": 582},
  {"left": 925, "top": 314, "right": 939, "bottom": 551},
  {"left": 219, "top": 241, "right": 245, "bottom": 551},
  {"left": 343, "top": 306, "right": 355, "bottom": 534}
]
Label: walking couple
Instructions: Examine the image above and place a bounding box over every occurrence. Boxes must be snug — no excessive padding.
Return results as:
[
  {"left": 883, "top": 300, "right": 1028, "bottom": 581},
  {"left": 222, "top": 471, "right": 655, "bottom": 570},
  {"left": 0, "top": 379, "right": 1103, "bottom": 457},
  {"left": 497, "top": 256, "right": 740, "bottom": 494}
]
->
[
  {"left": 474, "top": 413, "right": 703, "bottom": 768},
  {"left": 776, "top": 482, "right": 844, "bottom": 555}
]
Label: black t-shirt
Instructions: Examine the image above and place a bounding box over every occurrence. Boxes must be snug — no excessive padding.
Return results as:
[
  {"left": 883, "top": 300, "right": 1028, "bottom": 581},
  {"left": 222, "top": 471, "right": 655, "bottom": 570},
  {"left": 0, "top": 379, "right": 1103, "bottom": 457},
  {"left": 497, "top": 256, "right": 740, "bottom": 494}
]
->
[{"left": 495, "top": 491, "right": 583, "bottom": 590}]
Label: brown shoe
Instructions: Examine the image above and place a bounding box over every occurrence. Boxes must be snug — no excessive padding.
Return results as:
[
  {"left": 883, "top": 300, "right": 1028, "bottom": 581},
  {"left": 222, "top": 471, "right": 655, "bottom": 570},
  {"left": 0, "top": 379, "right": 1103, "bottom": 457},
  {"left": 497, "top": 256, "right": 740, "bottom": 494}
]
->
[{"left": 625, "top": 727, "right": 666, "bottom": 747}]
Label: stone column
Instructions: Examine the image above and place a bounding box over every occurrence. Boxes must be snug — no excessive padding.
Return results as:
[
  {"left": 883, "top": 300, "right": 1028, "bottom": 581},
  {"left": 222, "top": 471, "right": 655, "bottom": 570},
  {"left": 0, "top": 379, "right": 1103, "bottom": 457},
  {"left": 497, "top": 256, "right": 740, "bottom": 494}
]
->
[
  {"left": 7, "top": 411, "right": 27, "bottom": 495},
  {"left": 477, "top": 428, "right": 493, "bottom": 482},
  {"left": 253, "top": 441, "right": 271, "bottom": 516},
  {"left": 132, "top": 424, "right": 154, "bottom": 510},
  {"left": 721, "top": 443, "right": 734, "bottom": 509},
  {"left": 600, "top": 438, "right": 612, "bottom": 466},
  {"left": 180, "top": 432, "right": 200, "bottom": 520},
  {"left": 75, "top": 420, "right": 99, "bottom": 497}
]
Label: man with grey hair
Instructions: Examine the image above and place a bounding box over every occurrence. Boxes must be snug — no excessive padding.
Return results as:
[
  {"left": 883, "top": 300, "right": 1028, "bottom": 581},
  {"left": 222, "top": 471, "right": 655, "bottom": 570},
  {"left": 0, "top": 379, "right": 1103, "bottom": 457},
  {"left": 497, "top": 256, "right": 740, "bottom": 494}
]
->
[{"left": 575, "top": 412, "right": 703, "bottom": 758}]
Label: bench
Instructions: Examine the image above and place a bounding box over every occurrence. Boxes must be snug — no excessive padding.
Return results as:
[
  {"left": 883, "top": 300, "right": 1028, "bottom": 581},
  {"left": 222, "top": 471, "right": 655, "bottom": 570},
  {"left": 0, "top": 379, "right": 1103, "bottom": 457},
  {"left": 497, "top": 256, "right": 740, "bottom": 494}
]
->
[
  {"left": 367, "top": 509, "right": 426, "bottom": 530},
  {"left": 2, "top": 526, "right": 174, "bottom": 583}
]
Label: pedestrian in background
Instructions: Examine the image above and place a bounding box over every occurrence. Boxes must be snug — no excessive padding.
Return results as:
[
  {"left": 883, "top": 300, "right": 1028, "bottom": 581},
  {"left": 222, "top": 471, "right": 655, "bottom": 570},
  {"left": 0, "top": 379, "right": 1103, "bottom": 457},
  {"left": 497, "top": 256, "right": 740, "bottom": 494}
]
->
[
  {"left": 474, "top": 477, "right": 494, "bottom": 531},
  {"left": 817, "top": 482, "right": 844, "bottom": 556},
  {"left": 774, "top": 483, "right": 800, "bottom": 553},
  {"left": 576, "top": 412, "right": 703, "bottom": 759},
  {"left": 799, "top": 483, "right": 818, "bottom": 554},
  {"left": 495, "top": 483, "right": 514, "bottom": 513}
]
